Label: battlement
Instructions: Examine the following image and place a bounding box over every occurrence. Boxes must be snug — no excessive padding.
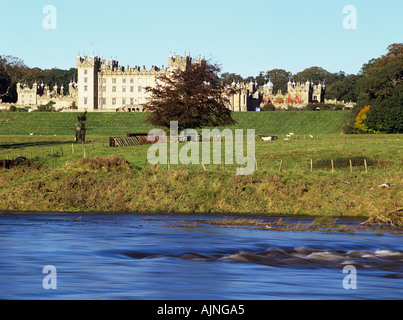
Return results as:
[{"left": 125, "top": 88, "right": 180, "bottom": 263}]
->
[
  {"left": 99, "top": 62, "right": 163, "bottom": 75},
  {"left": 76, "top": 55, "right": 102, "bottom": 68},
  {"left": 168, "top": 54, "right": 205, "bottom": 71},
  {"left": 287, "top": 80, "right": 326, "bottom": 92}
]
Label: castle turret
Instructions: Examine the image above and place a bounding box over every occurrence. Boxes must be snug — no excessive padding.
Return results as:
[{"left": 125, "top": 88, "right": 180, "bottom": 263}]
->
[
  {"left": 168, "top": 54, "right": 193, "bottom": 71},
  {"left": 77, "top": 55, "right": 101, "bottom": 111}
]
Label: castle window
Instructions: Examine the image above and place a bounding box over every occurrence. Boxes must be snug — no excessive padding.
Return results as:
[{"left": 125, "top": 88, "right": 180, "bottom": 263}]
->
[
  {"left": 84, "top": 86, "right": 88, "bottom": 92},
  {"left": 122, "top": 87, "right": 126, "bottom": 93},
  {"left": 122, "top": 99, "right": 126, "bottom": 105},
  {"left": 146, "top": 78, "right": 151, "bottom": 84},
  {"left": 84, "top": 97, "right": 88, "bottom": 105},
  {"left": 102, "top": 79, "right": 106, "bottom": 84},
  {"left": 84, "top": 77, "right": 88, "bottom": 83},
  {"left": 138, "top": 79, "right": 142, "bottom": 84},
  {"left": 123, "top": 79, "right": 126, "bottom": 84},
  {"left": 102, "top": 98, "right": 106, "bottom": 105},
  {"left": 112, "top": 79, "right": 117, "bottom": 84},
  {"left": 112, "top": 87, "right": 116, "bottom": 93},
  {"left": 130, "top": 86, "right": 134, "bottom": 92},
  {"left": 130, "top": 79, "right": 134, "bottom": 84},
  {"left": 84, "top": 70, "right": 88, "bottom": 75},
  {"left": 112, "top": 98, "right": 116, "bottom": 105},
  {"left": 130, "top": 98, "right": 134, "bottom": 105},
  {"left": 102, "top": 87, "right": 106, "bottom": 92},
  {"left": 138, "top": 86, "right": 142, "bottom": 93}
]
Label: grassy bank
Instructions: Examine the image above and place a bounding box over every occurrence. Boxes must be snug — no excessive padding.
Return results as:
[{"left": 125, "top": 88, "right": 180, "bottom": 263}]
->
[
  {"left": 0, "top": 110, "right": 352, "bottom": 136},
  {"left": 0, "top": 133, "right": 401, "bottom": 225}
]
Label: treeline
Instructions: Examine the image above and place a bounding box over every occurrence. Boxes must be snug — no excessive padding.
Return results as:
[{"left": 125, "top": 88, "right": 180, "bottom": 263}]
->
[
  {"left": 342, "top": 43, "right": 403, "bottom": 134},
  {"left": 221, "top": 67, "right": 347, "bottom": 97},
  {"left": 222, "top": 43, "right": 403, "bottom": 133},
  {"left": 0, "top": 55, "right": 77, "bottom": 103}
]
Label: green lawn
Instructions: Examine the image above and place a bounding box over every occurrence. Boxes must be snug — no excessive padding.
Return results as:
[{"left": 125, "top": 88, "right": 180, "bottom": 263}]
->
[{"left": 0, "top": 110, "right": 352, "bottom": 136}]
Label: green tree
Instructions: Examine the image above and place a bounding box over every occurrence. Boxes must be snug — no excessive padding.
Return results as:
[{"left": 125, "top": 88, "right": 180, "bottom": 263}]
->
[
  {"left": 220, "top": 72, "right": 243, "bottom": 84},
  {"left": 294, "top": 66, "right": 331, "bottom": 84},
  {"left": 344, "top": 43, "right": 403, "bottom": 134},
  {"left": 325, "top": 74, "right": 361, "bottom": 102},
  {"left": 264, "top": 69, "right": 293, "bottom": 94}
]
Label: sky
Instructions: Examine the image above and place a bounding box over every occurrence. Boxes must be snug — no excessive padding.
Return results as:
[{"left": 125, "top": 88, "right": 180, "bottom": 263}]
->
[{"left": 1, "top": 0, "right": 402, "bottom": 77}]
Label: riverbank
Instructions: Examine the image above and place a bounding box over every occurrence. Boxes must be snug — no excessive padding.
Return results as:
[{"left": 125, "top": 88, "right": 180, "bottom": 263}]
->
[
  {"left": 0, "top": 131, "right": 401, "bottom": 226},
  {"left": 0, "top": 154, "right": 401, "bottom": 227}
]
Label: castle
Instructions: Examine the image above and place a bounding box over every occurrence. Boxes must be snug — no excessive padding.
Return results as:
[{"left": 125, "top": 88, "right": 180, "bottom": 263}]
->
[
  {"left": 15, "top": 81, "right": 78, "bottom": 110},
  {"left": 228, "top": 79, "right": 326, "bottom": 112},
  {"left": 11, "top": 53, "right": 326, "bottom": 112}
]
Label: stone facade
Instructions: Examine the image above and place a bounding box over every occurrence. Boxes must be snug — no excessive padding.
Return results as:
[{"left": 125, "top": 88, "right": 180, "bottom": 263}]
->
[
  {"left": 226, "top": 79, "right": 326, "bottom": 111},
  {"left": 11, "top": 53, "right": 327, "bottom": 112},
  {"left": 15, "top": 81, "right": 78, "bottom": 110},
  {"left": 77, "top": 54, "right": 203, "bottom": 112}
]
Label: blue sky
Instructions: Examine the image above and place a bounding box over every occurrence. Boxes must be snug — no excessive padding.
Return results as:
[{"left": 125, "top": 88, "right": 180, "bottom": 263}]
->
[{"left": 1, "top": 0, "right": 402, "bottom": 77}]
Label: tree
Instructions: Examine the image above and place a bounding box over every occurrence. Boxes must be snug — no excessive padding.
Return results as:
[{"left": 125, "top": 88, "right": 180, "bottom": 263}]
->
[
  {"left": 343, "top": 43, "right": 403, "bottom": 134},
  {"left": 325, "top": 74, "right": 361, "bottom": 102},
  {"left": 264, "top": 69, "right": 293, "bottom": 94},
  {"left": 219, "top": 72, "right": 243, "bottom": 84},
  {"left": 145, "top": 60, "right": 236, "bottom": 132},
  {"left": 294, "top": 66, "right": 336, "bottom": 85}
]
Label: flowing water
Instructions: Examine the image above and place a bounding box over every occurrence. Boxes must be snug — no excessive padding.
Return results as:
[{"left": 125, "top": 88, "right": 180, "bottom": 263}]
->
[{"left": 0, "top": 213, "right": 402, "bottom": 300}]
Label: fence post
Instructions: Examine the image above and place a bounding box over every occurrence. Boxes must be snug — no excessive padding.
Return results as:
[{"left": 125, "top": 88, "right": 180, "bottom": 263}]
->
[
  {"left": 349, "top": 159, "right": 353, "bottom": 174},
  {"left": 331, "top": 159, "right": 334, "bottom": 173},
  {"left": 310, "top": 159, "right": 313, "bottom": 172},
  {"left": 279, "top": 160, "right": 283, "bottom": 173},
  {"left": 364, "top": 159, "right": 368, "bottom": 173}
]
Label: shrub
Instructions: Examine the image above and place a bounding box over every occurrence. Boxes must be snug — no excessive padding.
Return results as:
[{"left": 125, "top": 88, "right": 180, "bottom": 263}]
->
[{"left": 260, "top": 103, "right": 276, "bottom": 111}]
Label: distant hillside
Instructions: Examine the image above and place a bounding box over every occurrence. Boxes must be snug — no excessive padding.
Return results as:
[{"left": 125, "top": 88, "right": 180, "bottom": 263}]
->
[{"left": 0, "top": 111, "right": 351, "bottom": 136}]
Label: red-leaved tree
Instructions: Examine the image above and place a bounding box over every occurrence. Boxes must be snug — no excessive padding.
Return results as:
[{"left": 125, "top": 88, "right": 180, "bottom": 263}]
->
[{"left": 145, "top": 60, "right": 236, "bottom": 132}]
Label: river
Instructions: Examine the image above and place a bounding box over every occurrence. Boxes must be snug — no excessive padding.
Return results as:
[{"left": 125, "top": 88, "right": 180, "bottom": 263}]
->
[{"left": 0, "top": 213, "right": 402, "bottom": 300}]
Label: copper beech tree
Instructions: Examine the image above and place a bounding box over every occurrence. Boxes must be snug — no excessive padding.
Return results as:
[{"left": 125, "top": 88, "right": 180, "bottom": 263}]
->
[{"left": 145, "top": 60, "right": 236, "bottom": 132}]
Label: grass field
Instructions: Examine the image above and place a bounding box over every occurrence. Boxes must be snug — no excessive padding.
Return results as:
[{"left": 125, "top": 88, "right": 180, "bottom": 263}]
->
[
  {"left": 0, "top": 111, "right": 401, "bottom": 225},
  {"left": 0, "top": 110, "right": 352, "bottom": 136}
]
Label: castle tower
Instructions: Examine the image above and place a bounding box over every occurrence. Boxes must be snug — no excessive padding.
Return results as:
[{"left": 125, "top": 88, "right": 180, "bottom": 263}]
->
[
  {"left": 16, "top": 82, "right": 38, "bottom": 106},
  {"left": 77, "top": 55, "right": 101, "bottom": 111},
  {"left": 167, "top": 54, "right": 193, "bottom": 71}
]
